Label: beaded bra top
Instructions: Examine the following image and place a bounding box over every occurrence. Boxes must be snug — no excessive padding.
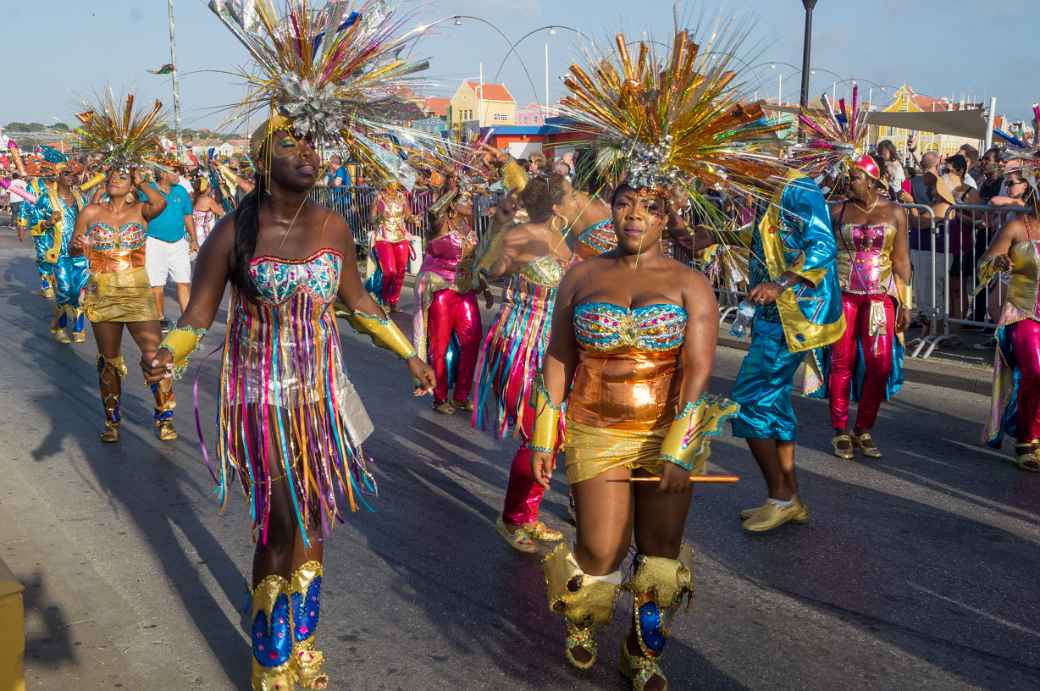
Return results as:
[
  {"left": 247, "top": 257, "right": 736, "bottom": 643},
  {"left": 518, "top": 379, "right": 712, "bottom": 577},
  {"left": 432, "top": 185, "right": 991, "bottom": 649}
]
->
[
  {"left": 573, "top": 302, "right": 687, "bottom": 352},
  {"left": 248, "top": 249, "right": 342, "bottom": 306}
]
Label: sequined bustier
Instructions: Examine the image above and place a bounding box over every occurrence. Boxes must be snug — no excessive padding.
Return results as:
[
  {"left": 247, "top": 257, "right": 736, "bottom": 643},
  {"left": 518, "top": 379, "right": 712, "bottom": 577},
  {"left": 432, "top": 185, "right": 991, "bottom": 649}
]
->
[
  {"left": 568, "top": 302, "right": 687, "bottom": 431},
  {"left": 420, "top": 227, "right": 478, "bottom": 293},
  {"left": 1005, "top": 239, "right": 1040, "bottom": 321},
  {"left": 574, "top": 219, "right": 616, "bottom": 258},
  {"left": 835, "top": 223, "right": 896, "bottom": 295},
  {"left": 226, "top": 248, "right": 346, "bottom": 406},
  {"left": 86, "top": 221, "right": 147, "bottom": 273},
  {"left": 375, "top": 193, "right": 409, "bottom": 243}
]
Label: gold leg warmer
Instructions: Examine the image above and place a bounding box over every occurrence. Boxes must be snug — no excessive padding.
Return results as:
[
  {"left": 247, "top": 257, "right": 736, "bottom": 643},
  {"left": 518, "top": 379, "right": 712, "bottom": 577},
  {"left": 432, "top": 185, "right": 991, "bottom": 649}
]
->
[
  {"left": 289, "top": 561, "right": 327, "bottom": 690},
  {"left": 543, "top": 544, "right": 621, "bottom": 670},
  {"left": 148, "top": 370, "right": 177, "bottom": 441},
  {"left": 97, "top": 355, "right": 127, "bottom": 442},
  {"left": 250, "top": 575, "right": 295, "bottom": 691}
]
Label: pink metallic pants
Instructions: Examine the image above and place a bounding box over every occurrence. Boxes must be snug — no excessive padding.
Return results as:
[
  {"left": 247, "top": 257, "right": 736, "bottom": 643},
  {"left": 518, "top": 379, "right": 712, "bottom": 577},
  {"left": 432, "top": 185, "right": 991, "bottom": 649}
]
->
[
  {"left": 1010, "top": 319, "right": 1040, "bottom": 442},
  {"left": 499, "top": 364, "right": 557, "bottom": 526},
  {"left": 829, "top": 292, "right": 895, "bottom": 432},
  {"left": 427, "top": 289, "right": 482, "bottom": 404},
  {"left": 374, "top": 240, "right": 411, "bottom": 307}
]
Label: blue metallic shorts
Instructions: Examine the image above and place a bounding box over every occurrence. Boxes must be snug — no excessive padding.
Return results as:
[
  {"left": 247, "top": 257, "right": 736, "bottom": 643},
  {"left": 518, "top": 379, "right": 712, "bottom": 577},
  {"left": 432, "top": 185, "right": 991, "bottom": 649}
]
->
[{"left": 730, "top": 319, "right": 805, "bottom": 441}]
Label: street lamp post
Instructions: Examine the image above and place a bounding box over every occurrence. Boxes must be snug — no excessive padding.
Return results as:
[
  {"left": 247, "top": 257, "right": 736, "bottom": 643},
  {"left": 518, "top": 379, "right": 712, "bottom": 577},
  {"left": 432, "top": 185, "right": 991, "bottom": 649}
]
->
[
  {"left": 799, "top": 0, "right": 817, "bottom": 111},
  {"left": 167, "top": 0, "right": 184, "bottom": 157}
]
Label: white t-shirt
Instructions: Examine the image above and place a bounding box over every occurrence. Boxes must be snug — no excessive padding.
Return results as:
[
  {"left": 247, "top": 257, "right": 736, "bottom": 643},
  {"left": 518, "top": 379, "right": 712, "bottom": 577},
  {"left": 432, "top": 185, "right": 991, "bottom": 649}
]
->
[
  {"left": 178, "top": 177, "right": 194, "bottom": 196},
  {"left": 963, "top": 173, "right": 978, "bottom": 190}
]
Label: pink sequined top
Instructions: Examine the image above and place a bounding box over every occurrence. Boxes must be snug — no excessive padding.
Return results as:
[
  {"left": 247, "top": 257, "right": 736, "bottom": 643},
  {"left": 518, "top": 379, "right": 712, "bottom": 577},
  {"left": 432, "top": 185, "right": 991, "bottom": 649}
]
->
[
  {"left": 835, "top": 222, "right": 897, "bottom": 296},
  {"left": 418, "top": 225, "right": 478, "bottom": 293},
  {"left": 374, "top": 192, "right": 410, "bottom": 243}
]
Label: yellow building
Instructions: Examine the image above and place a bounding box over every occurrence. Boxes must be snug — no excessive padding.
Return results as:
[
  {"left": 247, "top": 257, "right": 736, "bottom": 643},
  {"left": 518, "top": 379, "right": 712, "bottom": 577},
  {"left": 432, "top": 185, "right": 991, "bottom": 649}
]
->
[
  {"left": 448, "top": 81, "right": 516, "bottom": 128},
  {"left": 871, "top": 85, "right": 983, "bottom": 157}
]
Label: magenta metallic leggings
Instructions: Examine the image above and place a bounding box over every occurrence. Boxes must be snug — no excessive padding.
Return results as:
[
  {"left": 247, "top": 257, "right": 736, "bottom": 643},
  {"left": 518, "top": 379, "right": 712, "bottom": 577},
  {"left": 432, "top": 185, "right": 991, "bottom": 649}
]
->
[
  {"left": 829, "top": 292, "right": 894, "bottom": 432},
  {"left": 1010, "top": 319, "right": 1040, "bottom": 442},
  {"left": 498, "top": 363, "right": 558, "bottom": 526},
  {"left": 427, "top": 289, "right": 482, "bottom": 404},
  {"left": 374, "top": 240, "right": 411, "bottom": 307}
]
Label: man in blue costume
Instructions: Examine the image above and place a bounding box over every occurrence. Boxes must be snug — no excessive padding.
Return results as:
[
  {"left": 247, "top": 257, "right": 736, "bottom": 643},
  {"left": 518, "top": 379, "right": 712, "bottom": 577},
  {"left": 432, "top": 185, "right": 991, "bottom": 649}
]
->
[{"left": 731, "top": 171, "right": 845, "bottom": 533}]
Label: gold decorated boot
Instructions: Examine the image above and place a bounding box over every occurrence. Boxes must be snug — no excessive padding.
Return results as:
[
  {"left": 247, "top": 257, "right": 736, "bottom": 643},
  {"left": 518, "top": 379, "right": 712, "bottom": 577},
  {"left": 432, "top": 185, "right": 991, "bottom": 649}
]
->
[
  {"left": 289, "top": 561, "right": 328, "bottom": 689},
  {"left": 150, "top": 376, "right": 177, "bottom": 441},
  {"left": 97, "top": 355, "right": 127, "bottom": 443},
  {"left": 250, "top": 575, "right": 295, "bottom": 691},
  {"left": 50, "top": 306, "right": 71, "bottom": 344},
  {"left": 621, "top": 545, "right": 695, "bottom": 691},
  {"left": 543, "top": 544, "right": 621, "bottom": 670}
]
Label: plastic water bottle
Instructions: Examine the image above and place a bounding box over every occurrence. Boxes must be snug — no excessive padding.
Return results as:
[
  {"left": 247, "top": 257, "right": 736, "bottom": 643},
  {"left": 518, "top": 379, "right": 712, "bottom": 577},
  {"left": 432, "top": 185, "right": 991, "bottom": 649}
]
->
[{"left": 729, "top": 300, "right": 757, "bottom": 338}]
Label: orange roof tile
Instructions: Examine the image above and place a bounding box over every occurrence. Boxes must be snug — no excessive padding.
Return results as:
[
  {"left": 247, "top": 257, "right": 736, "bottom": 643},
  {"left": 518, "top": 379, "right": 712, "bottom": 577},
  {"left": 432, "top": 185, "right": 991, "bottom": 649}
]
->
[
  {"left": 423, "top": 97, "right": 450, "bottom": 117},
  {"left": 464, "top": 80, "right": 514, "bottom": 103}
]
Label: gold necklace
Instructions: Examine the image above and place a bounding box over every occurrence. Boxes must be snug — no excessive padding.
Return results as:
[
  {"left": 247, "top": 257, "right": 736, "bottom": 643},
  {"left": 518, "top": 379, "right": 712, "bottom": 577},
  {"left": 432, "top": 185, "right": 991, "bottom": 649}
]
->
[
  {"left": 851, "top": 197, "right": 879, "bottom": 215},
  {"left": 273, "top": 197, "right": 309, "bottom": 254}
]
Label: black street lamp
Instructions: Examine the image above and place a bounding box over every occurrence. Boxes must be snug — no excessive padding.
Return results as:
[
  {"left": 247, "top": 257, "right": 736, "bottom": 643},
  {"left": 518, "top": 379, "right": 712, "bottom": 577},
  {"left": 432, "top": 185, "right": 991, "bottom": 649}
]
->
[{"left": 799, "top": 0, "right": 818, "bottom": 111}]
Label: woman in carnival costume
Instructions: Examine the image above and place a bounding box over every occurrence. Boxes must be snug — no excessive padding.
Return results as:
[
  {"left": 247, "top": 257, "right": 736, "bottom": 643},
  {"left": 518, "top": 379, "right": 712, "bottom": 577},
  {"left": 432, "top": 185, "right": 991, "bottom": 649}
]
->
[
  {"left": 412, "top": 175, "right": 491, "bottom": 414},
  {"left": 471, "top": 173, "right": 572, "bottom": 552},
  {"left": 975, "top": 157, "right": 1040, "bottom": 471},
  {"left": 147, "top": 3, "right": 436, "bottom": 688},
  {"left": 19, "top": 148, "right": 93, "bottom": 343},
  {"left": 794, "top": 91, "right": 912, "bottom": 461},
  {"left": 367, "top": 179, "right": 417, "bottom": 311},
  {"left": 68, "top": 93, "right": 178, "bottom": 443},
  {"left": 531, "top": 30, "right": 781, "bottom": 690}
]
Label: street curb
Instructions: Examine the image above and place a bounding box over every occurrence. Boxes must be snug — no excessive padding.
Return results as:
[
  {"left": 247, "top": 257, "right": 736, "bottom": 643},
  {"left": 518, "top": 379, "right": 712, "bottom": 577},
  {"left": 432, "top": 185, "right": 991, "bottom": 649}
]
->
[{"left": 717, "top": 335, "right": 993, "bottom": 396}]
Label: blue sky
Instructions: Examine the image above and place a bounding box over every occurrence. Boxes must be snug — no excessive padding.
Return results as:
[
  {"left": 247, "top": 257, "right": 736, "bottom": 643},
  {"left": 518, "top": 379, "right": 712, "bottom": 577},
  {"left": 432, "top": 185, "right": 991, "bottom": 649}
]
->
[{"left": 4, "top": 1, "right": 1037, "bottom": 132}]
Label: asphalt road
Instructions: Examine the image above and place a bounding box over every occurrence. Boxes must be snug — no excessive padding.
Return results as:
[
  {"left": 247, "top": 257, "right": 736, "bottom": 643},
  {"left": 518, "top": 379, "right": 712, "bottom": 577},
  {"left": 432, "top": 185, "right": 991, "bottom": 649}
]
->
[{"left": 0, "top": 229, "right": 1038, "bottom": 691}]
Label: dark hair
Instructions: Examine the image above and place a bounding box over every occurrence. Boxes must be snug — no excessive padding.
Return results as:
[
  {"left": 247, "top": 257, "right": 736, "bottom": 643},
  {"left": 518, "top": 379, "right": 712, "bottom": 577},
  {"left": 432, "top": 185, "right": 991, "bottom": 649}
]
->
[
  {"left": 571, "top": 148, "right": 606, "bottom": 196},
  {"left": 959, "top": 144, "right": 979, "bottom": 163},
  {"left": 520, "top": 173, "right": 567, "bottom": 223},
  {"left": 946, "top": 154, "right": 967, "bottom": 177},
  {"left": 229, "top": 173, "right": 265, "bottom": 300},
  {"left": 876, "top": 140, "right": 899, "bottom": 162},
  {"left": 611, "top": 183, "right": 637, "bottom": 204}
]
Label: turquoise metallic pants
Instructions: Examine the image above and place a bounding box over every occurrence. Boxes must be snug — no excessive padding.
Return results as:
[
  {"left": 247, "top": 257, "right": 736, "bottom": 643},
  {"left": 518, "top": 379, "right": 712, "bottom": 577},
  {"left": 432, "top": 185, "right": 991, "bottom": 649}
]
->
[{"left": 731, "top": 319, "right": 804, "bottom": 441}]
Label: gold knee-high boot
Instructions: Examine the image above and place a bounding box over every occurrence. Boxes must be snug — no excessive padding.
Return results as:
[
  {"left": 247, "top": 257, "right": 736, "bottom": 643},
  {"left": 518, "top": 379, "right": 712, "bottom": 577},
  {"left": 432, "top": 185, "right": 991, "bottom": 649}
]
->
[
  {"left": 543, "top": 544, "right": 621, "bottom": 670},
  {"left": 289, "top": 561, "right": 328, "bottom": 689},
  {"left": 620, "top": 544, "right": 694, "bottom": 691},
  {"left": 50, "top": 305, "right": 71, "bottom": 343},
  {"left": 250, "top": 575, "right": 295, "bottom": 691},
  {"left": 97, "top": 355, "right": 127, "bottom": 443},
  {"left": 149, "top": 374, "right": 177, "bottom": 441}
]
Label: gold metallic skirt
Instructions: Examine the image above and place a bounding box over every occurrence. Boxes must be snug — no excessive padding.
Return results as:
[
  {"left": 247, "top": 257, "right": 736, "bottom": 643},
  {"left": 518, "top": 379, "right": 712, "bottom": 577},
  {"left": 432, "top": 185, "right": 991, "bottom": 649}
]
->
[
  {"left": 83, "top": 268, "right": 160, "bottom": 323},
  {"left": 564, "top": 420, "right": 708, "bottom": 485}
]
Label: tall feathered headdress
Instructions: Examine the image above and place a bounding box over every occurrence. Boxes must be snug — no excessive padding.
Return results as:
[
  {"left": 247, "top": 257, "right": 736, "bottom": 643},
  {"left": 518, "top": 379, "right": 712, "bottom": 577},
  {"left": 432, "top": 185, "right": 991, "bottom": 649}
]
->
[
  {"left": 209, "top": 0, "right": 431, "bottom": 189},
  {"left": 74, "top": 92, "right": 165, "bottom": 172},
  {"left": 792, "top": 85, "right": 881, "bottom": 184},
  {"left": 559, "top": 26, "right": 789, "bottom": 219}
]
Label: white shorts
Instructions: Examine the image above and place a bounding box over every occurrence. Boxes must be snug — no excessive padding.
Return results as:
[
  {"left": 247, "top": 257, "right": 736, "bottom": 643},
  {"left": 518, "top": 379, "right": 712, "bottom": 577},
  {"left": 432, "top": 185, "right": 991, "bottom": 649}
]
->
[{"left": 145, "top": 237, "right": 192, "bottom": 286}]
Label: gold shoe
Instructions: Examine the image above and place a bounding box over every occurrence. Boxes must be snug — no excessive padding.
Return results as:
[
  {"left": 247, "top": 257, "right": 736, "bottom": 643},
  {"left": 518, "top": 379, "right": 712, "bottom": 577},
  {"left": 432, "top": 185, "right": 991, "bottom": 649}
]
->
[
  {"left": 565, "top": 622, "right": 598, "bottom": 670},
  {"left": 453, "top": 399, "right": 474, "bottom": 413},
  {"left": 620, "top": 639, "right": 667, "bottom": 691},
  {"left": 524, "top": 520, "right": 563, "bottom": 543},
  {"left": 40, "top": 286, "right": 55, "bottom": 301},
  {"left": 742, "top": 499, "right": 809, "bottom": 533},
  {"left": 433, "top": 400, "right": 455, "bottom": 415},
  {"left": 496, "top": 516, "right": 538, "bottom": 554},
  {"left": 100, "top": 422, "right": 120, "bottom": 443},
  {"left": 51, "top": 328, "right": 71, "bottom": 344},
  {"left": 741, "top": 503, "right": 810, "bottom": 523},
  {"left": 831, "top": 433, "right": 855, "bottom": 460},
  {"left": 156, "top": 420, "right": 178, "bottom": 441},
  {"left": 72, "top": 331, "right": 87, "bottom": 344},
  {"left": 1014, "top": 443, "right": 1040, "bottom": 472},
  {"left": 854, "top": 431, "right": 882, "bottom": 459}
]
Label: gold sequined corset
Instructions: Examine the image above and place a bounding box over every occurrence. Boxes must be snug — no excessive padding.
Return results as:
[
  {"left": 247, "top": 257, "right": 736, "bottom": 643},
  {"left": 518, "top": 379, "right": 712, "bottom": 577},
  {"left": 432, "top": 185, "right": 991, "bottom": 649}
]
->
[
  {"left": 1006, "top": 239, "right": 1040, "bottom": 320},
  {"left": 835, "top": 223, "right": 896, "bottom": 295},
  {"left": 86, "top": 221, "right": 147, "bottom": 273},
  {"left": 567, "top": 302, "right": 687, "bottom": 432},
  {"left": 376, "top": 194, "right": 408, "bottom": 243}
]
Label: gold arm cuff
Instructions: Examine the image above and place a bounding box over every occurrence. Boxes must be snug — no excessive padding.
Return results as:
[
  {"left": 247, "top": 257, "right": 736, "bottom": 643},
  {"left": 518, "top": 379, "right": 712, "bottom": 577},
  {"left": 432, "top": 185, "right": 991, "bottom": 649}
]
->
[
  {"left": 895, "top": 276, "right": 913, "bottom": 310},
  {"left": 158, "top": 326, "right": 206, "bottom": 378},
  {"left": 974, "top": 257, "right": 999, "bottom": 296},
  {"left": 530, "top": 374, "right": 562, "bottom": 453},
  {"left": 658, "top": 395, "right": 741, "bottom": 473},
  {"left": 347, "top": 310, "right": 417, "bottom": 360},
  {"left": 501, "top": 159, "right": 528, "bottom": 193}
]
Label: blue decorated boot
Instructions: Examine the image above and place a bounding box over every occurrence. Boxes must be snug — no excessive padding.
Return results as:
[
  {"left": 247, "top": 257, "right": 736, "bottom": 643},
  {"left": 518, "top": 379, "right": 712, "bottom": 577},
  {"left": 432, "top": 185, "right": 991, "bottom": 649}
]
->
[
  {"left": 621, "top": 545, "right": 695, "bottom": 691},
  {"left": 250, "top": 574, "right": 294, "bottom": 691},
  {"left": 289, "top": 560, "right": 327, "bottom": 689}
]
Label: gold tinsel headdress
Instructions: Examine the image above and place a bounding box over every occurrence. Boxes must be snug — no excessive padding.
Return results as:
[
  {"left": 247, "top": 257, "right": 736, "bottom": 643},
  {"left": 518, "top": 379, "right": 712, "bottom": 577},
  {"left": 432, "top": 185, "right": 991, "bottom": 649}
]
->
[
  {"left": 559, "top": 25, "right": 789, "bottom": 216},
  {"left": 74, "top": 91, "right": 165, "bottom": 172},
  {"left": 210, "top": 0, "right": 430, "bottom": 189}
]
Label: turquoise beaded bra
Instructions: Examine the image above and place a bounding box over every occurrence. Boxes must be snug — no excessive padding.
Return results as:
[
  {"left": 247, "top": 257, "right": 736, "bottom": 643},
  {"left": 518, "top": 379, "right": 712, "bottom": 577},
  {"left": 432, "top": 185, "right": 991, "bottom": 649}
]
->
[{"left": 573, "top": 302, "right": 687, "bottom": 352}]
